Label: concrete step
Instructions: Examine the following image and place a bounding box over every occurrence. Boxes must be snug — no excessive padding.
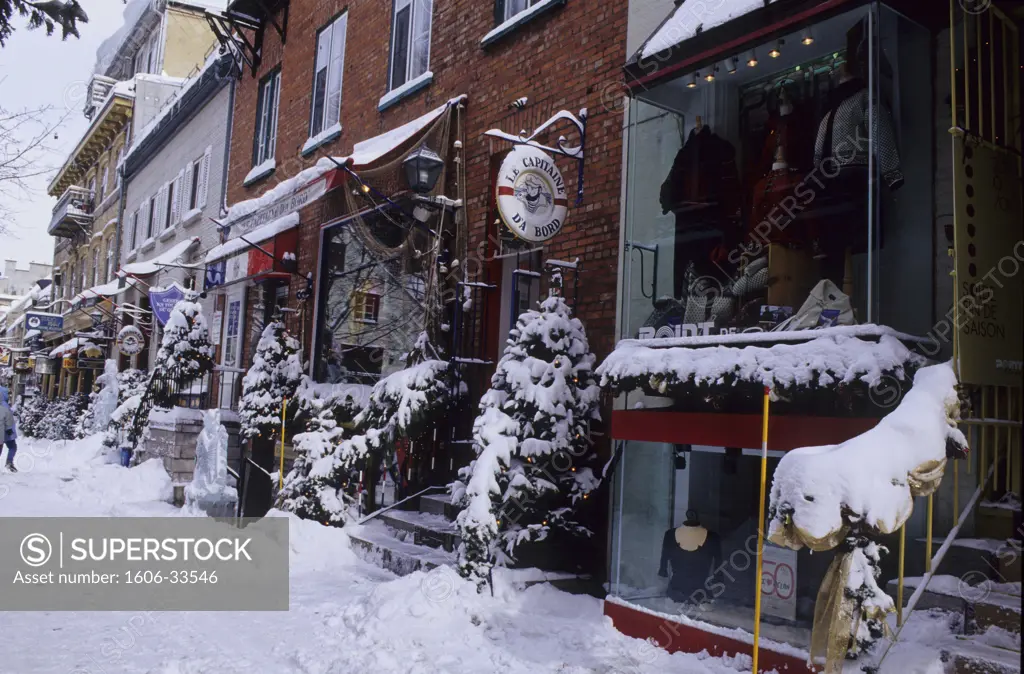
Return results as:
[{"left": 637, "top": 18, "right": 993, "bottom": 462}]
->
[
  {"left": 378, "top": 509, "right": 461, "bottom": 553},
  {"left": 346, "top": 521, "right": 455, "bottom": 577},
  {"left": 971, "top": 590, "right": 1022, "bottom": 635},
  {"left": 419, "top": 493, "right": 460, "bottom": 520},
  {"left": 943, "top": 638, "right": 1021, "bottom": 674},
  {"left": 884, "top": 575, "right": 1020, "bottom": 635}
]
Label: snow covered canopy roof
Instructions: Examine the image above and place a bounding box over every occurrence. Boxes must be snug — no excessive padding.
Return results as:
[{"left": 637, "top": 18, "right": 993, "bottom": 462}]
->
[
  {"left": 221, "top": 96, "right": 466, "bottom": 228},
  {"left": 70, "top": 278, "right": 141, "bottom": 307},
  {"left": 50, "top": 338, "right": 98, "bottom": 358},
  {"left": 120, "top": 237, "right": 200, "bottom": 277},
  {"left": 205, "top": 213, "right": 298, "bottom": 264},
  {"left": 625, "top": 0, "right": 822, "bottom": 87},
  {"left": 598, "top": 328, "right": 929, "bottom": 411}
]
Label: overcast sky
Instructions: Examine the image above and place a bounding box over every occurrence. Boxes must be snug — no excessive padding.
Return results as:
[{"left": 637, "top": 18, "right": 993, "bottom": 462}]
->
[{"left": 0, "top": 0, "right": 127, "bottom": 272}]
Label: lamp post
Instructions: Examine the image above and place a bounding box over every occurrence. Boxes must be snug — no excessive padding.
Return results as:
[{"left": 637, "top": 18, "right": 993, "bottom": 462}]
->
[{"left": 402, "top": 145, "right": 445, "bottom": 194}]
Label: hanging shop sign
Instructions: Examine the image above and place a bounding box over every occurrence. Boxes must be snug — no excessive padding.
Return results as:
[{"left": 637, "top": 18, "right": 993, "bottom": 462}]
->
[
  {"left": 953, "top": 140, "right": 1023, "bottom": 387},
  {"left": 33, "top": 357, "right": 59, "bottom": 375},
  {"left": 62, "top": 356, "right": 79, "bottom": 374},
  {"left": 149, "top": 282, "right": 189, "bottom": 326},
  {"left": 77, "top": 356, "right": 106, "bottom": 370},
  {"left": 761, "top": 543, "right": 797, "bottom": 621},
  {"left": 13, "top": 357, "right": 32, "bottom": 373},
  {"left": 25, "top": 312, "right": 64, "bottom": 332},
  {"left": 496, "top": 145, "right": 570, "bottom": 243},
  {"left": 0, "top": 346, "right": 9, "bottom": 366},
  {"left": 117, "top": 325, "right": 145, "bottom": 355}
]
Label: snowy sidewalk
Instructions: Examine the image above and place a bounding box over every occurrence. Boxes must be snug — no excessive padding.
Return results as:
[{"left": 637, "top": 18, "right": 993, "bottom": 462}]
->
[{"left": 0, "top": 436, "right": 752, "bottom": 674}]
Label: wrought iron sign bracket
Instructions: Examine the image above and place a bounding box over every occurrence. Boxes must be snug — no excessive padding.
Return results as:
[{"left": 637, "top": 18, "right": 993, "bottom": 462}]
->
[
  {"left": 206, "top": 10, "right": 263, "bottom": 77},
  {"left": 484, "top": 108, "right": 588, "bottom": 206}
]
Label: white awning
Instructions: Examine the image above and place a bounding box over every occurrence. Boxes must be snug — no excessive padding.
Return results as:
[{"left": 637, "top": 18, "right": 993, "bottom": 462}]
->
[
  {"left": 204, "top": 212, "right": 299, "bottom": 264},
  {"left": 70, "top": 277, "right": 140, "bottom": 307},
  {"left": 50, "top": 337, "right": 97, "bottom": 358},
  {"left": 120, "top": 237, "right": 200, "bottom": 277}
]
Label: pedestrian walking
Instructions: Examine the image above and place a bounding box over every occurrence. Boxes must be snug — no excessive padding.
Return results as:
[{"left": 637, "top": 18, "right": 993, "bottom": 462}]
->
[{"left": 0, "top": 386, "right": 18, "bottom": 472}]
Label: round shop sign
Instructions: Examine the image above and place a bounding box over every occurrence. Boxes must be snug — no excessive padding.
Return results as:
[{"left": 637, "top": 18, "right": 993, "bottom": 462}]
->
[
  {"left": 496, "top": 145, "right": 569, "bottom": 243},
  {"left": 26, "top": 315, "right": 41, "bottom": 329},
  {"left": 117, "top": 325, "right": 145, "bottom": 356}
]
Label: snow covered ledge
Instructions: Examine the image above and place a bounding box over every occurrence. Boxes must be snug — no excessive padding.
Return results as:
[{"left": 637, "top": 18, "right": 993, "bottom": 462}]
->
[
  {"left": 378, "top": 72, "right": 433, "bottom": 112},
  {"left": 597, "top": 327, "right": 929, "bottom": 413},
  {"left": 481, "top": 0, "right": 567, "bottom": 48}
]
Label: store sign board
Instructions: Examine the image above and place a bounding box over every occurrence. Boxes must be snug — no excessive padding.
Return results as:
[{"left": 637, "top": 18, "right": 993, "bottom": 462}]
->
[
  {"left": 117, "top": 326, "right": 145, "bottom": 356},
  {"left": 227, "top": 176, "right": 328, "bottom": 240},
  {"left": 0, "top": 347, "right": 9, "bottom": 366},
  {"left": 953, "top": 141, "right": 1024, "bottom": 387},
  {"left": 496, "top": 146, "right": 569, "bottom": 243},
  {"left": 761, "top": 543, "right": 797, "bottom": 621},
  {"left": 34, "top": 357, "right": 59, "bottom": 375},
  {"left": 25, "top": 312, "right": 63, "bottom": 332},
  {"left": 13, "top": 357, "right": 32, "bottom": 373},
  {"left": 149, "top": 283, "right": 188, "bottom": 326}
]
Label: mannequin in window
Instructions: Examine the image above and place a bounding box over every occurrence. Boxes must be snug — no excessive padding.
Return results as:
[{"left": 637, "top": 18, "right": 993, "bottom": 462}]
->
[
  {"left": 813, "top": 18, "right": 903, "bottom": 192},
  {"left": 660, "top": 116, "right": 739, "bottom": 299},
  {"left": 658, "top": 509, "right": 723, "bottom": 603}
]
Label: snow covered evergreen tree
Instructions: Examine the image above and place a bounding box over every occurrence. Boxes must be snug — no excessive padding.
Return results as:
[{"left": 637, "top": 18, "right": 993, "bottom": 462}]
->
[
  {"left": 103, "top": 368, "right": 149, "bottom": 452},
  {"left": 238, "top": 318, "right": 302, "bottom": 440},
  {"left": 152, "top": 299, "right": 215, "bottom": 404},
  {"left": 455, "top": 275, "right": 601, "bottom": 587},
  {"left": 844, "top": 535, "right": 892, "bottom": 658}
]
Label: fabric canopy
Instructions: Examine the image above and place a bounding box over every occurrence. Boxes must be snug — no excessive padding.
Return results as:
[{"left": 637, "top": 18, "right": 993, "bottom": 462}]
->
[
  {"left": 70, "top": 277, "right": 140, "bottom": 307},
  {"left": 120, "top": 237, "right": 200, "bottom": 277}
]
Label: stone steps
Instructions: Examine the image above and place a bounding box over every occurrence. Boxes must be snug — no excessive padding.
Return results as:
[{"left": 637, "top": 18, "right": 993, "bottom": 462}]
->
[{"left": 943, "top": 639, "right": 1021, "bottom": 674}]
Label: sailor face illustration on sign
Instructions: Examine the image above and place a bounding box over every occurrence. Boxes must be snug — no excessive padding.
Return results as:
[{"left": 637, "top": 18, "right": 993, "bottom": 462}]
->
[{"left": 497, "top": 146, "right": 569, "bottom": 243}]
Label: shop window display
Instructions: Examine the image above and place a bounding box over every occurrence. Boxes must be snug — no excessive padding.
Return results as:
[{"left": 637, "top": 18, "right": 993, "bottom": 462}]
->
[
  {"left": 622, "top": 6, "right": 932, "bottom": 343},
  {"left": 610, "top": 442, "right": 840, "bottom": 647}
]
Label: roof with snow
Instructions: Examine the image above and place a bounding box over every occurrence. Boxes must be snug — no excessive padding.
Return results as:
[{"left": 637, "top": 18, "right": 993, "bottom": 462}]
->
[
  {"left": 120, "top": 237, "right": 200, "bottom": 277},
  {"left": 123, "top": 53, "right": 235, "bottom": 179}
]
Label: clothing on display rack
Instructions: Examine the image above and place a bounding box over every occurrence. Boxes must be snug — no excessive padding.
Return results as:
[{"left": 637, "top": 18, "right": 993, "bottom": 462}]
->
[{"left": 660, "top": 123, "right": 740, "bottom": 216}]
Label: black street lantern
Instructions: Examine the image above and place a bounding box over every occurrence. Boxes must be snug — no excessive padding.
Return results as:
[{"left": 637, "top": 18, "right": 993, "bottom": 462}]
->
[{"left": 403, "top": 145, "right": 445, "bottom": 194}]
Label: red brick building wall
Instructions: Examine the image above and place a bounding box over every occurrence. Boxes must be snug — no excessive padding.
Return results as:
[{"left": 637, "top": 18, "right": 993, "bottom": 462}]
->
[{"left": 226, "top": 0, "right": 628, "bottom": 368}]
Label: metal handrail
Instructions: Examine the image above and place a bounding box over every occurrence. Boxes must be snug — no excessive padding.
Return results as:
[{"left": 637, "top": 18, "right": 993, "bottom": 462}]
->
[{"left": 356, "top": 485, "right": 448, "bottom": 525}]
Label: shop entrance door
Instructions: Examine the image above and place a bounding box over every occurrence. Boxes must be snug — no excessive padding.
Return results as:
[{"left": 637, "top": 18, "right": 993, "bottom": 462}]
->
[{"left": 218, "top": 287, "right": 246, "bottom": 409}]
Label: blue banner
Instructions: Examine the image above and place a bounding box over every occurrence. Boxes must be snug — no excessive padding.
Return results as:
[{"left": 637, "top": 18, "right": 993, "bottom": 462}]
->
[
  {"left": 149, "top": 283, "right": 187, "bottom": 326},
  {"left": 25, "top": 313, "right": 64, "bottom": 332},
  {"left": 205, "top": 260, "right": 226, "bottom": 289}
]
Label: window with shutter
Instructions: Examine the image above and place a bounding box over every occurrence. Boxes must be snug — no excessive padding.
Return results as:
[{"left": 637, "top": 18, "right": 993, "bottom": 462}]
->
[
  {"left": 198, "top": 146, "right": 212, "bottom": 208},
  {"left": 156, "top": 185, "right": 168, "bottom": 231},
  {"left": 146, "top": 197, "right": 156, "bottom": 239}
]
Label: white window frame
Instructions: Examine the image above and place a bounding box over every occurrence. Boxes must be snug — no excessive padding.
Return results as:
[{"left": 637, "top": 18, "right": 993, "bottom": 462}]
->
[
  {"left": 309, "top": 13, "right": 347, "bottom": 140},
  {"left": 353, "top": 291, "right": 381, "bottom": 324},
  {"left": 146, "top": 196, "right": 156, "bottom": 239},
  {"left": 388, "top": 0, "right": 432, "bottom": 92},
  {"left": 253, "top": 70, "right": 281, "bottom": 166},
  {"left": 504, "top": 0, "right": 544, "bottom": 21}
]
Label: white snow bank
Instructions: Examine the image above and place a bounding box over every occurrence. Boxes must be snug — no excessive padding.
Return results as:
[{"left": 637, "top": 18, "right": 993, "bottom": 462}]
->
[
  {"left": 768, "top": 362, "right": 967, "bottom": 550},
  {"left": 265, "top": 510, "right": 362, "bottom": 573},
  {"left": 598, "top": 332, "right": 926, "bottom": 393}
]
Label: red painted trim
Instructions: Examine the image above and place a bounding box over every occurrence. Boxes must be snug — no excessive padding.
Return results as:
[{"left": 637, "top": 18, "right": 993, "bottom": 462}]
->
[
  {"left": 604, "top": 600, "right": 817, "bottom": 673},
  {"left": 554, "top": 198, "right": 569, "bottom": 207},
  {"left": 610, "top": 410, "right": 877, "bottom": 451},
  {"left": 322, "top": 166, "right": 349, "bottom": 193},
  {"left": 629, "top": 0, "right": 853, "bottom": 91},
  {"left": 497, "top": 186, "right": 515, "bottom": 196}
]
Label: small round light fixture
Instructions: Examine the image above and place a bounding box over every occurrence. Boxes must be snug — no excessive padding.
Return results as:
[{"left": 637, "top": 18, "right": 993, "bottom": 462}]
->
[
  {"left": 801, "top": 28, "right": 814, "bottom": 46},
  {"left": 726, "top": 57, "right": 738, "bottom": 74},
  {"left": 704, "top": 67, "right": 716, "bottom": 82},
  {"left": 746, "top": 50, "right": 758, "bottom": 67},
  {"left": 769, "top": 39, "right": 783, "bottom": 58},
  {"left": 687, "top": 72, "right": 698, "bottom": 88},
  {"left": 402, "top": 145, "right": 445, "bottom": 194}
]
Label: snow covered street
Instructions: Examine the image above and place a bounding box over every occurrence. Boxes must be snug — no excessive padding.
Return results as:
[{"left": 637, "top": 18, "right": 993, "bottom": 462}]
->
[{"left": 0, "top": 436, "right": 755, "bottom": 674}]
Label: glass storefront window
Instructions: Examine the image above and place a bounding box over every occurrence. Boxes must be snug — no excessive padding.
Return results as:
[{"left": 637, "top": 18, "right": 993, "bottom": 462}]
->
[
  {"left": 609, "top": 441, "right": 841, "bottom": 648},
  {"left": 314, "top": 207, "right": 429, "bottom": 384},
  {"left": 621, "top": 5, "right": 931, "bottom": 342}
]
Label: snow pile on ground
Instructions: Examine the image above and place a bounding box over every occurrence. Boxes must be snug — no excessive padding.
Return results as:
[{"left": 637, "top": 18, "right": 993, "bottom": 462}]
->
[
  {"left": 598, "top": 332, "right": 926, "bottom": 396},
  {"left": 2, "top": 434, "right": 761, "bottom": 674},
  {"left": 768, "top": 362, "right": 967, "bottom": 551}
]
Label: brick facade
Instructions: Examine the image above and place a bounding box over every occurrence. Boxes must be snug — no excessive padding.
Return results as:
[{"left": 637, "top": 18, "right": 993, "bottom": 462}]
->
[{"left": 225, "top": 0, "right": 628, "bottom": 368}]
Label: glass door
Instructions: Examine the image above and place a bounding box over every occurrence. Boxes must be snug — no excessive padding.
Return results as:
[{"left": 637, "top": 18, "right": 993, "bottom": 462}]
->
[{"left": 218, "top": 287, "right": 246, "bottom": 409}]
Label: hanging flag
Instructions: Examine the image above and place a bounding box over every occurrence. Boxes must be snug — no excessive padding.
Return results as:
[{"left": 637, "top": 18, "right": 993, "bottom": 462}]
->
[{"left": 149, "top": 282, "right": 189, "bottom": 326}]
